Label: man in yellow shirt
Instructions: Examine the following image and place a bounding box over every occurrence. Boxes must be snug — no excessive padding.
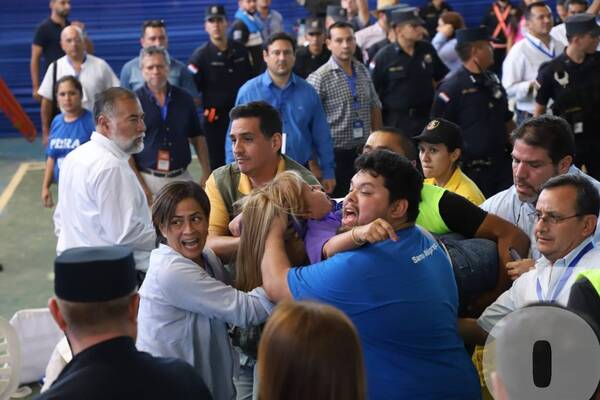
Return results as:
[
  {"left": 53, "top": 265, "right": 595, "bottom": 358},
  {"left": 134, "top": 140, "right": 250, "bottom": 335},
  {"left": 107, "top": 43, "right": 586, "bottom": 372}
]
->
[{"left": 204, "top": 101, "right": 318, "bottom": 261}]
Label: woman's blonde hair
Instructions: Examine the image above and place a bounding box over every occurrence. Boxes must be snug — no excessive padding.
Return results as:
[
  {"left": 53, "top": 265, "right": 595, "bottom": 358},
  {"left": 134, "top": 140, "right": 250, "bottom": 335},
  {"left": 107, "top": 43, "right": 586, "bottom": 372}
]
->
[
  {"left": 258, "top": 301, "right": 366, "bottom": 400},
  {"left": 235, "top": 171, "right": 307, "bottom": 292}
]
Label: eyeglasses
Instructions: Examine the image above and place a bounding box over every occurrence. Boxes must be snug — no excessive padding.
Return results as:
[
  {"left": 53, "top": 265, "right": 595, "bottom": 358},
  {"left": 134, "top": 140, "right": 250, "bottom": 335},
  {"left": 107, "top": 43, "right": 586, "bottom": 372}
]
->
[{"left": 531, "top": 211, "right": 583, "bottom": 225}]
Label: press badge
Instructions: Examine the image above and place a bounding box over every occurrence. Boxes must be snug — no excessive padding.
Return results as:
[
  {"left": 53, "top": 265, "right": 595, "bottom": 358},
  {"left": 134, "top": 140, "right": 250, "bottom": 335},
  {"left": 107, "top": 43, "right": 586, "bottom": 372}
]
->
[
  {"left": 157, "top": 149, "right": 170, "bottom": 171},
  {"left": 352, "top": 120, "right": 364, "bottom": 138}
]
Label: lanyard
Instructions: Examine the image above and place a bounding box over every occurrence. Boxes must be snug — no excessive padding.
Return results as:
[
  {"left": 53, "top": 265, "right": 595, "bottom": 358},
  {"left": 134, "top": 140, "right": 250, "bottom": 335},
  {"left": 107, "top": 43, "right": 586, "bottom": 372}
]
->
[
  {"left": 525, "top": 36, "right": 555, "bottom": 59},
  {"left": 536, "top": 242, "right": 594, "bottom": 302},
  {"left": 339, "top": 62, "right": 360, "bottom": 110}
]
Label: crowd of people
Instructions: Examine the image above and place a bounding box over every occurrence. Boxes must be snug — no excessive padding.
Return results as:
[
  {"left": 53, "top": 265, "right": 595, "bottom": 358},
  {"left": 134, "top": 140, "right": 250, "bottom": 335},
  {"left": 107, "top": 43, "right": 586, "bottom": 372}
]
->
[{"left": 27, "top": 0, "right": 600, "bottom": 399}]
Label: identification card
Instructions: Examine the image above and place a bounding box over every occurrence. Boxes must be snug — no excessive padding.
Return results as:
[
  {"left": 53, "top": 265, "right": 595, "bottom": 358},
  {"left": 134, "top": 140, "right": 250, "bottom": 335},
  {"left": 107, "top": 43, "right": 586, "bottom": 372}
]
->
[
  {"left": 157, "top": 149, "right": 170, "bottom": 172},
  {"left": 352, "top": 120, "right": 364, "bottom": 139},
  {"left": 574, "top": 122, "right": 583, "bottom": 135}
]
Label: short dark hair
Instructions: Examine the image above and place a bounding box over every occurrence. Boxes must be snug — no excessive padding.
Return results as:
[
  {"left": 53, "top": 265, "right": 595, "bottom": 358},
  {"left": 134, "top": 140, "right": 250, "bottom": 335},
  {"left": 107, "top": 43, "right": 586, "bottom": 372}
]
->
[
  {"left": 141, "top": 19, "right": 166, "bottom": 37},
  {"left": 510, "top": 115, "right": 575, "bottom": 164},
  {"left": 55, "top": 75, "right": 82, "bottom": 97},
  {"left": 152, "top": 181, "right": 211, "bottom": 244},
  {"left": 354, "top": 150, "right": 423, "bottom": 222},
  {"left": 264, "top": 32, "right": 296, "bottom": 52},
  {"left": 565, "top": 0, "right": 588, "bottom": 10},
  {"left": 541, "top": 174, "right": 600, "bottom": 217},
  {"left": 229, "top": 101, "right": 282, "bottom": 139},
  {"left": 57, "top": 294, "right": 133, "bottom": 336},
  {"left": 372, "top": 127, "right": 419, "bottom": 162},
  {"left": 525, "top": 1, "right": 552, "bottom": 20},
  {"left": 139, "top": 45, "right": 170, "bottom": 68},
  {"left": 455, "top": 41, "right": 476, "bottom": 62},
  {"left": 93, "top": 87, "right": 138, "bottom": 123},
  {"left": 327, "top": 21, "right": 355, "bottom": 39}
]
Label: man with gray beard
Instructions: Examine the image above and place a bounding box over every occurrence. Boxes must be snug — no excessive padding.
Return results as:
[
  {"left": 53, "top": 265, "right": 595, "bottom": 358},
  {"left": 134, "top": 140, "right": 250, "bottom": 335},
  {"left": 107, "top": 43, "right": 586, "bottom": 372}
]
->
[{"left": 53, "top": 87, "right": 156, "bottom": 273}]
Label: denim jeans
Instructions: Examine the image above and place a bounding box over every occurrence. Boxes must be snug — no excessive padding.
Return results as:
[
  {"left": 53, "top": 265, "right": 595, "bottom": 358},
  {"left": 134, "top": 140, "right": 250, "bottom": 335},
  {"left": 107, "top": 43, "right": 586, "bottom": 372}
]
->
[{"left": 438, "top": 235, "right": 498, "bottom": 305}]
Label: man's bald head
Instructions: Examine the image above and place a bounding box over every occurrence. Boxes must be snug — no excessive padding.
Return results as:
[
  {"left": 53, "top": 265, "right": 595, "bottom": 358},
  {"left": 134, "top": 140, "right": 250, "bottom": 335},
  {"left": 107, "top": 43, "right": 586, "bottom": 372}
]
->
[{"left": 61, "top": 25, "right": 85, "bottom": 59}]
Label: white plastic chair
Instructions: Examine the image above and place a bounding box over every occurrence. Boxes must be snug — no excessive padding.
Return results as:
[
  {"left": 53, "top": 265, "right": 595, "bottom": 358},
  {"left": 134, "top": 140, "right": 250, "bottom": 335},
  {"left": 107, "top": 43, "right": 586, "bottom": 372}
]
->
[{"left": 0, "top": 316, "right": 20, "bottom": 400}]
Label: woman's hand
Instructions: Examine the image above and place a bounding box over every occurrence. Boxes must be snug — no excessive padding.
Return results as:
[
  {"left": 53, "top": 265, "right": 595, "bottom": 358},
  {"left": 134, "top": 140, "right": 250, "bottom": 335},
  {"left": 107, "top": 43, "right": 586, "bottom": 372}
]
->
[
  {"left": 229, "top": 213, "right": 243, "bottom": 237},
  {"left": 437, "top": 23, "right": 454, "bottom": 38}
]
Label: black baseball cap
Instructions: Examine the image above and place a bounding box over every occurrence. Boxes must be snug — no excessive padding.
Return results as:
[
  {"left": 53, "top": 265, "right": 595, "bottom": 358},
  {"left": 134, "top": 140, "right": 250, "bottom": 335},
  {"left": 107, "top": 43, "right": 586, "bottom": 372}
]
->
[
  {"left": 390, "top": 7, "right": 425, "bottom": 27},
  {"left": 414, "top": 118, "right": 463, "bottom": 150},
  {"left": 205, "top": 4, "right": 226, "bottom": 21},
  {"left": 306, "top": 17, "right": 325, "bottom": 34},
  {"left": 565, "top": 14, "right": 600, "bottom": 37},
  {"left": 326, "top": 5, "right": 348, "bottom": 22}
]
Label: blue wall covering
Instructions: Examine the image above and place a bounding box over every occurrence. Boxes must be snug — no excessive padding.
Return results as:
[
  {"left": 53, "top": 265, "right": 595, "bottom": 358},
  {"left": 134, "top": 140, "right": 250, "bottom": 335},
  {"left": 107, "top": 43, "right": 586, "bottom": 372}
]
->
[{"left": 0, "top": 0, "right": 557, "bottom": 137}]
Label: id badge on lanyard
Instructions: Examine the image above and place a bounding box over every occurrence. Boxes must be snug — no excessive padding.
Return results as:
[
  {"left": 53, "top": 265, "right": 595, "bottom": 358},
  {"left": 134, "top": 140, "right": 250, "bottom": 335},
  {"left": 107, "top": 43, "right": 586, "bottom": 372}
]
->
[
  {"left": 345, "top": 67, "right": 364, "bottom": 139},
  {"left": 157, "top": 149, "right": 170, "bottom": 172}
]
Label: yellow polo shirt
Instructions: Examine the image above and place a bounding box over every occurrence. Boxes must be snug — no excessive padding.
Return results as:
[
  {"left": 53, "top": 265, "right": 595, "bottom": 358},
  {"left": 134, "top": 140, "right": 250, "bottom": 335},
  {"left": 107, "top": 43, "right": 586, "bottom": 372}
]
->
[{"left": 424, "top": 167, "right": 485, "bottom": 205}]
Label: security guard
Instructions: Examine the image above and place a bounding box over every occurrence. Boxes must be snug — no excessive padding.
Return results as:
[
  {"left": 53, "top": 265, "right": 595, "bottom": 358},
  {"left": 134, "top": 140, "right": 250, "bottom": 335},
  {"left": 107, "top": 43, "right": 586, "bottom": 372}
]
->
[
  {"left": 432, "top": 27, "right": 514, "bottom": 197},
  {"left": 188, "top": 5, "right": 254, "bottom": 170},
  {"left": 535, "top": 14, "right": 600, "bottom": 179},
  {"left": 294, "top": 18, "right": 331, "bottom": 79},
  {"left": 371, "top": 7, "right": 448, "bottom": 136}
]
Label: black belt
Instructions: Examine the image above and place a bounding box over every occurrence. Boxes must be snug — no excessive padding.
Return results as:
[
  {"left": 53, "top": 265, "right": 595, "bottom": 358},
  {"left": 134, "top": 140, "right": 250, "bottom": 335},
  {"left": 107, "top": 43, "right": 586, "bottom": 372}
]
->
[
  {"left": 386, "top": 107, "right": 430, "bottom": 118},
  {"left": 142, "top": 168, "right": 185, "bottom": 178}
]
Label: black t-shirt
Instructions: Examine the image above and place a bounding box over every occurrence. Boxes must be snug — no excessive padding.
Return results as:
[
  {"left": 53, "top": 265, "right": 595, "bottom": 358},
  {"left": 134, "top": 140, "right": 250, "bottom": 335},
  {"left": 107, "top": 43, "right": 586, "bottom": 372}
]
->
[
  {"left": 438, "top": 190, "right": 487, "bottom": 237},
  {"left": 33, "top": 18, "right": 69, "bottom": 71},
  {"left": 293, "top": 45, "right": 331, "bottom": 79},
  {"left": 568, "top": 278, "right": 600, "bottom": 334}
]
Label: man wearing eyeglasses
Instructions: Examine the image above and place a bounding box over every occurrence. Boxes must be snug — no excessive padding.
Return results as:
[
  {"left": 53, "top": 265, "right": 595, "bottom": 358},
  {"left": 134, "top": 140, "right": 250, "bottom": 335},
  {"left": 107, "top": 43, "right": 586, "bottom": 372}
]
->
[
  {"left": 120, "top": 20, "right": 198, "bottom": 98},
  {"left": 460, "top": 173, "right": 600, "bottom": 345},
  {"left": 481, "top": 115, "right": 600, "bottom": 278}
]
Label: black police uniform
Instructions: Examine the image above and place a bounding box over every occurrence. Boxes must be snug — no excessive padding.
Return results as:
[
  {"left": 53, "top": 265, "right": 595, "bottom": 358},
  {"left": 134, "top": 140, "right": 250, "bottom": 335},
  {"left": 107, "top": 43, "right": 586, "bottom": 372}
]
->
[
  {"left": 371, "top": 40, "right": 448, "bottom": 136},
  {"left": 229, "top": 19, "right": 265, "bottom": 74},
  {"left": 419, "top": 1, "right": 453, "bottom": 40},
  {"left": 37, "top": 336, "right": 212, "bottom": 400},
  {"left": 432, "top": 67, "right": 513, "bottom": 197},
  {"left": 188, "top": 41, "right": 254, "bottom": 169},
  {"left": 367, "top": 38, "right": 390, "bottom": 64},
  {"left": 536, "top": 51, "right": 600, "bottom": 179},
  {"left": 294, "top": 45, "right": 331, "bottom": 79}
]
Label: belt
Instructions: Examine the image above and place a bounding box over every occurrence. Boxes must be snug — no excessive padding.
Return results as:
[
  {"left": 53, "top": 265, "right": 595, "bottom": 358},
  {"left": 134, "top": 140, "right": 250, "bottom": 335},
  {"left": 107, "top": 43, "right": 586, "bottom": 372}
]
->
[
  {"left": 142, "top": 168, "right": 185, "bottom": 178},
  {"left": 387, "top": 107, "right": 430, "bottom": 118}
]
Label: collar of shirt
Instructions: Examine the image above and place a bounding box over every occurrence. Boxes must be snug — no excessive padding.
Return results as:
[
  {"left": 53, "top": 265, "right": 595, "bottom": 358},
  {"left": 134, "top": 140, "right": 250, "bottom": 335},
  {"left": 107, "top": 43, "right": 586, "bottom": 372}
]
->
[
  {"left": 536, "top": 236, "right": 594, "bottom": 273},
  {"left": 261, "top": 70, "right": 296, "bottom": 90},
  {"left": 142, "top": 82, "right": 172, "bottom": 119},
  {"left": 440, "top": 167, "right": 463, "bottom": 192},
  {"left": 524, "top": 32, "right": 556, "bottom": 56},
  {"left": 237, "top": 156, "right": 286, "bottom": 195},
  {"left": 90, "top": 131, "right": 130, "bottom": 160},
  {"left": 327, "top": 55, "right": 358, "bottom": 72}
]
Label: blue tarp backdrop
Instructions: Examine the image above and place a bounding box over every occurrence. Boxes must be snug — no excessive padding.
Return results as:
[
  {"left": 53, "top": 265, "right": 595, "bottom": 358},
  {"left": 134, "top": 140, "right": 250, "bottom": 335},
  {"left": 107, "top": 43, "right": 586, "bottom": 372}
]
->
[{"left": 0, "top": 0, "right": 557, "bottom": 137}]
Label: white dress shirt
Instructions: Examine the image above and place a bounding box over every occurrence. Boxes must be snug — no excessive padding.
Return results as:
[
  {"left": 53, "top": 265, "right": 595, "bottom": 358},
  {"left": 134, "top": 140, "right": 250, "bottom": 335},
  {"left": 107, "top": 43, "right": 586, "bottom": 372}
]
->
[
  {"left": 502, "top": 33, "right": 564, "bottom": 113},
  {"left": 481, "top": 166, "right": 600, "bottom": 260},
  {"left": 478, "top": 237, "right": 600, "bottom": 332},
  {"left": 355, "top": 21, "right": 386, "bottom": 62},
  {"left": 38, "top": 54, "right": 120, "bottom": 112},
  {"left": 54, "top": 132, "right": 156, "bottom": 270}
]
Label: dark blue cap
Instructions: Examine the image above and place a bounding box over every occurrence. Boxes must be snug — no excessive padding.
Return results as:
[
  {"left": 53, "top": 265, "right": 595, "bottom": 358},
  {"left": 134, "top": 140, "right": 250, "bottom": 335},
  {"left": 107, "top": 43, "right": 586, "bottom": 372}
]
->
[
  {"left": 326, "top": 5, "right": 347, "bottom": 21},
  {"left": 205, "top": 4, "right": 226, "bottom": 20},
  {"left": 455, "top": 27, "right": 497, "bottom": 45},
  {"left": 54, "top": 246, "right": 137, "bottom": 302},
  {"left": 566, "top": 14, "right": 600, "bottom": 37}
]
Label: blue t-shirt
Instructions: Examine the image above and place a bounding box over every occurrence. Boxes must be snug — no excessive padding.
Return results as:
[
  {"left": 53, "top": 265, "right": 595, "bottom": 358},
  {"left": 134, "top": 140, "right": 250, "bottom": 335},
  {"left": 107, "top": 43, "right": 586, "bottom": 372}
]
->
[
  {"left": 288, "top": 225, "right": 481, "bottom": 400},
  {"left": 46, "top": 110, "right": 94, "bottom": 182}
]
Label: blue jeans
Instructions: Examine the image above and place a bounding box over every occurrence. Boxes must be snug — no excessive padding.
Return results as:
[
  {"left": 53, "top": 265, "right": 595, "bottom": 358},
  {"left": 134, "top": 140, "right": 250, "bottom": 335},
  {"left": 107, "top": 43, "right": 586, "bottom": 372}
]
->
[{"left": 438, "top": 236, "right": 498, "bottom": 304}]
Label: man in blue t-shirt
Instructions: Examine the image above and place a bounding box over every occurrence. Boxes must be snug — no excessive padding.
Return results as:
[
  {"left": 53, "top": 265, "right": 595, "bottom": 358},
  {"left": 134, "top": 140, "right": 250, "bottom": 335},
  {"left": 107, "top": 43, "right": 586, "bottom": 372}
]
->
[{"left": 261, "top": 150, "right": 481, "bottom": 399}]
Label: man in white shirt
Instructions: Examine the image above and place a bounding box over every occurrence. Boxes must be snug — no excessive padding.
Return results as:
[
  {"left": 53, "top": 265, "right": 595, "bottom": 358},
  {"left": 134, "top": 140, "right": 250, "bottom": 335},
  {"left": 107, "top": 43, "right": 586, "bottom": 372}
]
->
[
  {"left": 53, "top": 87, "right": 156, "bottom": 272},
  {"left": 38, "top": 25, "right": 119, "bottom": 145},
  {"left": 355, "top": 0, "right": 402, "bottom": 62},
  {"left": 502, "top": 2, "right": 565, "bottom": 124},
  {"left": 461, "top": 173, "right": 600, "bottom": 344},
  {"left": 481, "top": 115, "right": 600, "bottom": 275}
]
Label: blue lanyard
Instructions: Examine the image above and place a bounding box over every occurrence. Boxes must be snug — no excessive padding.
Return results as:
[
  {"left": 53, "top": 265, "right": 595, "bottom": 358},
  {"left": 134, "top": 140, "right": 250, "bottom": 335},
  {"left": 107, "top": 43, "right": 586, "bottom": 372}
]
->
[
  {"left": 536, "top": 242, "right": 594, "bottom": 302},
  {"left": 525, "top": 36, "right": 555, "bottom": 59},
  {"left": 340, "top": 64, "right": 360, "bottom": 110}
]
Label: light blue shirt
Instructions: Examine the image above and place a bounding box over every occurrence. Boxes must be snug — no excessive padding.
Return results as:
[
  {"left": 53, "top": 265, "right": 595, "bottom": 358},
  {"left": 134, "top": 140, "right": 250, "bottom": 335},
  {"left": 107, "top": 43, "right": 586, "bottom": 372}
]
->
[
  {"left": 120, "top": 54, "right": 198, "bottom": 98},
  {"left": 227, "top": 71, "right": 336, "bottom": 179},
  {"left": 257, "top": 9, "right": 284, "bottom": 41},
  {"left": 431, "top": 33, "right": 461, "bottom": 74},
  {"left": 137, "top": 244, "right": 272, "bottom": 400},
  {"left": 480, "top": 165, "right": 600, "bottom": 260}
]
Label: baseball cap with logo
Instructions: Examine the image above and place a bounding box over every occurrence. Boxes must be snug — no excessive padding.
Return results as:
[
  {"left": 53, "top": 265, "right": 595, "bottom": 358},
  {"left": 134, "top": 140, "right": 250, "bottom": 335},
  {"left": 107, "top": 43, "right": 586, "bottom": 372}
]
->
[
  {"left": 391, "top": 7, "right": 425, "bottom": 27},
  {"left": 413, "top": 118, "right": 463, "bottom": 151},
  {"left": 326, "top": 5, "right": 348, "bottom": 22},
  {"left": 565, "top": 13, "right": 600, "bottom": 37},
  {"left": 306, "top": 17, "right": 325, "bottom": 34},
  {"left": 205, "top": 4, "right": 226, "bottom": 21}
]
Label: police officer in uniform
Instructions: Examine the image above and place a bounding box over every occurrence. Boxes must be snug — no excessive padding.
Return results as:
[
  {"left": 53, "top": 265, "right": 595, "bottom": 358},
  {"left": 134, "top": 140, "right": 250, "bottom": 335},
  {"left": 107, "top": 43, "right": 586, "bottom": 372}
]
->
[
  {"left": 371, "top": 7, "right": 448, "bottom": 136},
  {"left": 38, "top": 246, "right": 212, "bottom": 400},
  {"left": 294, "top": 18, "right": 331, "bottom": 79},
  {"left": 432, "top": 27, "right": 514, "bottom": 197},
  {"left": 535, "top": 14, "right": 600, "bottom": 179},
  {"left": 188, "top": 5, "right": 254, "bottom": 170}
]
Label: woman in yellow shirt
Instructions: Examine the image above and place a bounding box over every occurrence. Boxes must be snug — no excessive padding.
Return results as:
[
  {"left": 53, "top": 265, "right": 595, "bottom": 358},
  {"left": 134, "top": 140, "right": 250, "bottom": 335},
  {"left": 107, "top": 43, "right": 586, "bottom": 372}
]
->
[{"left": 415, "top": 118, "right": 485, "bottom": 205}]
